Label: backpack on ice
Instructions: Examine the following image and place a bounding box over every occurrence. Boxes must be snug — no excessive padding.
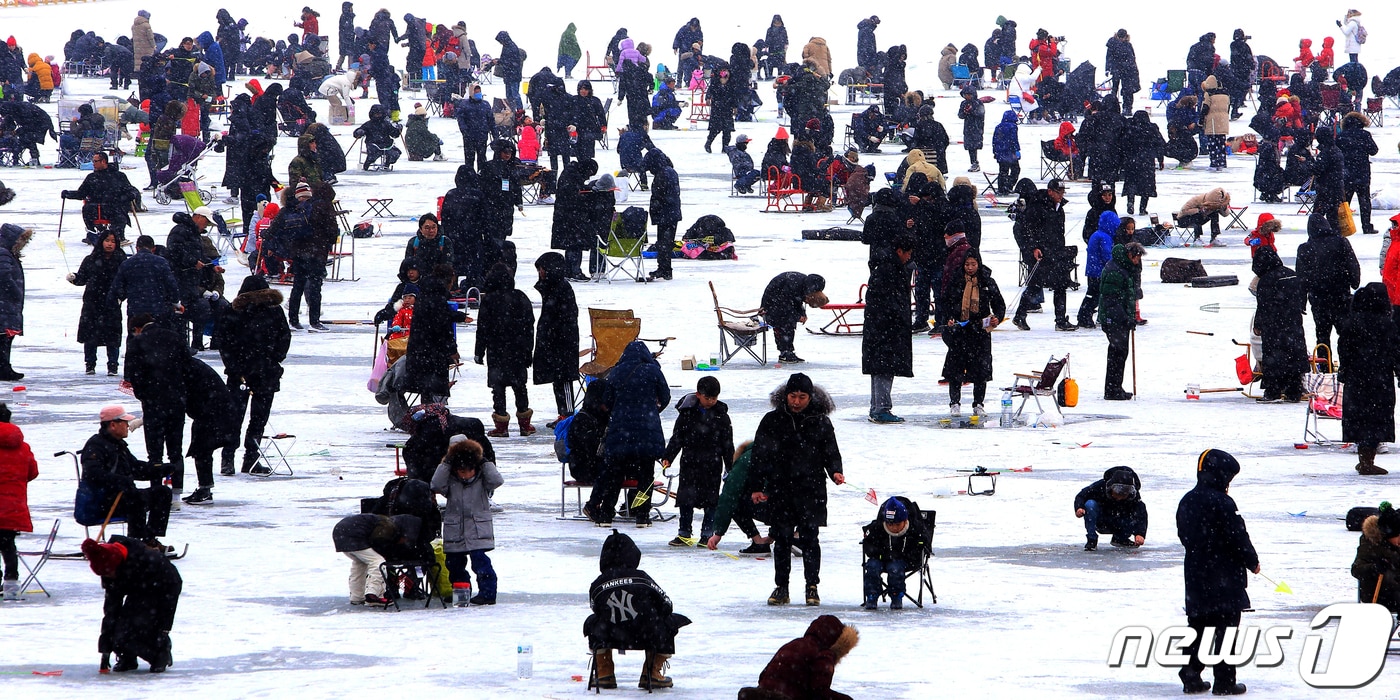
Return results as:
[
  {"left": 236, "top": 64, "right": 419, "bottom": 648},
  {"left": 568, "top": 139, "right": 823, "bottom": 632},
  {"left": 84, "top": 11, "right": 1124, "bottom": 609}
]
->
[{"left": 1160, "top": 257, "right": 1207, "bottom": 283}]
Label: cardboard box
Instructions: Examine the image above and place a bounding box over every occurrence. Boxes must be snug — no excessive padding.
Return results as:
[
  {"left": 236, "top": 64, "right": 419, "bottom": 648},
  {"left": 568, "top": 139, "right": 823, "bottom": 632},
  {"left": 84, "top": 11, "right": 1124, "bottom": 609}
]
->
[
  {"left": 329, "top": 104, "right": 355, "bottom": 125},
  {"left": 680, "top": 355, "right": 696, "bottom": 370}
]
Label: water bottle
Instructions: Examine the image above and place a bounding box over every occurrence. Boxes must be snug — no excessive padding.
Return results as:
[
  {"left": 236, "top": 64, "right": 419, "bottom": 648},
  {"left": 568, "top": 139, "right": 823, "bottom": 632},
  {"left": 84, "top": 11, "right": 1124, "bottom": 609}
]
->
[
  {"left": 999, "top": 391, "right": 1013, "bottom": 428},
  {"left": 517, "top": 642, "right": 534, "bottom": 680},
  {"left": 453, "top": 582, "right": 472, "bottom": 607}
]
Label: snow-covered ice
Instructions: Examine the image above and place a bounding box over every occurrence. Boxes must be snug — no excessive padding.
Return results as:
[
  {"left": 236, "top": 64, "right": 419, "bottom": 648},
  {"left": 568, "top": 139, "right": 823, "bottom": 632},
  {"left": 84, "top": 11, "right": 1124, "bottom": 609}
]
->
[{"left": 2, "top": 2, "right": 1400, "bottom": 697}]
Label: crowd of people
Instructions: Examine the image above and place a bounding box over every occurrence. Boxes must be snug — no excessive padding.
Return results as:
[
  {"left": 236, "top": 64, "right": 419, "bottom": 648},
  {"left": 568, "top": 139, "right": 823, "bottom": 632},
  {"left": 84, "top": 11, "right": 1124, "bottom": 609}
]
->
[{"left": 3, "top": 7, "right": 1400, "bottom": 696}]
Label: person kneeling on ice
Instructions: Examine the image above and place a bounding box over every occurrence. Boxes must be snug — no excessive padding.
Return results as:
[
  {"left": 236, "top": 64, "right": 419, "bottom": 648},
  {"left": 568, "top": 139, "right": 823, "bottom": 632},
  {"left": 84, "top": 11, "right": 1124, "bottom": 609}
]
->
[
  {"left": 431, "top": 437, "right": 502, "bottom": 606},
  {"left": 82, "top": 535, "right": 182, "bottom": 673},
  {"left": 1074, "top": 466, "right": 1147, "bottom": 551},
  {"left": 584, "top": 530, "right": 691, "bottom": 690},
  {"left": 861, "top": 497, "right": 929, "bottom": 610},
  {"left": 331, "top": 513, "right": 421, "bottom": 606},
  {"left": 737, "top": 614, "right": 859, "bottom": 700}
]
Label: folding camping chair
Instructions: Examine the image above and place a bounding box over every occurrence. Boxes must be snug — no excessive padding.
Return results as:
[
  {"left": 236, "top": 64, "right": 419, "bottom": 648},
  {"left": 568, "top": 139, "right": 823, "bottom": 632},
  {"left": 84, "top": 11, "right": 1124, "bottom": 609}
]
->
[
  {"left": 178, "top": 182, "right": 243, "bottom": 253},
  {"left": 1231, "top": 338, "right": 1263, "bottom": 399},
  {"left": 1039, "top": 140, "right": 1071, "bottom": 181},
  {"left": 61, "top": 449, "right": 127, "bottom": 541},
  {"left": 15, "top": 519, "right": 60, "bottom": 599},
  {"left": 579, "top": 309, "right": 642, "bottom": 382},
  {"left": 595, "top": 208, "right": 649, "bottom": 283},
  {"left": 250, "top": 433, "right": 296, "bottom": 476},
  {"left": 1295, "top": 177, "right": 1317, "bottom": 215},
  {"left": 1004, "top": 355, "right": 1069, "bottom": 422},
  {"left": 1319, "top": 87, "right": 1344, "bottom": 129},
  {"left": 1365, "top": 98, "right": 1384, "bottom": 128},
  {"left": 708, "top": 281, "right": 769, "bottom": 366},
  {"left": 1224, "top": 205, "right": 1250, "bottom": 231},
  {"left": 951, "top": 65, "right": 977, "bottom": 91},
  {"left": 1303, "top": 346, "right": 1343, "bottom": 445},
  {"left": 379, "top": 558, "right": 446, "bottom": 611},
  {"left": 584, "top": 51, "right": 615, "bottom": 82},
  {"left": 598, "top": 98, "right": 613, "bottom": 150},
  {"left": 860, "top": 499, "right": 937, "bottom": 608},
  {"left": 1006, "top": 93, "right": 1026, "bottom": 123}
]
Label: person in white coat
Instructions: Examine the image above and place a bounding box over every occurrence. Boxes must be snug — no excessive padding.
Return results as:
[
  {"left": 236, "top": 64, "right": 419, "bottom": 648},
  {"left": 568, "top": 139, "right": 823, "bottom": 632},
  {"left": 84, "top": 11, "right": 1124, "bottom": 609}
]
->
[
  {"left": 430, "top": 436, "right": 503, "bottom": 605},
  {"left": 319, "top": 70, "right": 358, "bottom": 105},
  {"left": 1339, "top": 9, "right": 1364, "bottom": 63}
]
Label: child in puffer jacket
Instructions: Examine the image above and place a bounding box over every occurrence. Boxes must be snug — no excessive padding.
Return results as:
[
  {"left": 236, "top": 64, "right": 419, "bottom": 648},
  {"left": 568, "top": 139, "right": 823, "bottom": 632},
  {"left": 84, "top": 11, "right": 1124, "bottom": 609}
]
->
[{"left": 431, "top": 437, "right": 504, "bottom": 606}]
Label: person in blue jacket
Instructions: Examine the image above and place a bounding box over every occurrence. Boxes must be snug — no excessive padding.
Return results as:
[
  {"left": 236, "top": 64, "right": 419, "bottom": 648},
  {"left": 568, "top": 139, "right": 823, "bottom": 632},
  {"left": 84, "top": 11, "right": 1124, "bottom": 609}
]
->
[
  {"left": 454, "top": 84, "right": 493, "bottom": 172},
  {"left": 195, "top": 32, "right": 225, "bottom": 85},
  {"left": 991, "top": 110, "right": 1020, "bottom": 196},
  {"left": 584, "top": 340, "right": 670, "bottom": 527},
  {"left": 1077, "top": 210, "right": 1119, "bottom": 328}
]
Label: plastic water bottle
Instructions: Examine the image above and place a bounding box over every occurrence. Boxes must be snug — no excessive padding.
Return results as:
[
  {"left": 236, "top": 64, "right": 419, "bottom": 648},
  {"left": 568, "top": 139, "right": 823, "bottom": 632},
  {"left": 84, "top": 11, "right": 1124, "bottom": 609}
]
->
[
  {"left": 11, "top": 385, "right": 25, "bottom": 407},
  {"left": 999, "top": 391, "right": 1013, "bottom": 428},
  {"left": 517, "top": 642, "right": 534, "bottom": 680}
]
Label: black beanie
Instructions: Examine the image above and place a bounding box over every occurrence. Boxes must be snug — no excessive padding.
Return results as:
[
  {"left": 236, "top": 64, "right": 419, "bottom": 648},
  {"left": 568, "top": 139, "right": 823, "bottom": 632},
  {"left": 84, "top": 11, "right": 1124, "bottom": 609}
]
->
[
  {"left": 785, "top": 373, "right": 813, "bottom": 395},
  {"left": 238, "top": 274, "right": 270, "bottom": 295}
]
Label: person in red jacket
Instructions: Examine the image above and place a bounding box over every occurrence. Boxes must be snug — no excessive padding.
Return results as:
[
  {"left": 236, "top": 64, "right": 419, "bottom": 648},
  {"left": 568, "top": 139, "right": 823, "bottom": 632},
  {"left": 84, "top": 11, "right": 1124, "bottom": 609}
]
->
[
  {"left": 295, "top": 6, "right": 320, "bottom": 39},
  {"left": 1318, "top": 37, "right": 1336, "bottom": 69},
  {"left": 1029, "top": 29, "right": 1061, "bottom": 83},
  {"left": 1246, "top": 213, "right": 1281, "bottom": 257},
  {"left": 0, "top": 404, "right": 38, "bottom": 601},
  {"left": 738, "top": 615, "right": 860, "bottom": 700},
  {"left": 1294, "top": 38, "right": 1315, "bottom": 72},
  {"left": 1382, "top": 214, "right": 1400, "bottom": 331}
]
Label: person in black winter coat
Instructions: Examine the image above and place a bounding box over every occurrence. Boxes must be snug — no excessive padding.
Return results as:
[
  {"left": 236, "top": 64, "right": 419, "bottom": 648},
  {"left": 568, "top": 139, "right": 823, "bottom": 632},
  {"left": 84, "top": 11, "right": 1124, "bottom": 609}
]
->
[
  {"left": 60, "top": 152, "right": 141, "bottom": 241},
  {"left": 454, "top": 87, "right": 494, "bottom": 171},
  {"left": 1074, "top": 466, "right": 1147, "bottom": 550},
  {"left": 1253, "top": 140, "right": 1286, "bottom": 203},
  {"left": 80, "top": 410, "right": 171, "bottom": 543},
  {"left": 1012, "top": 180, "right": 1076, "bottom": 331},
  {"left": 863, "top": 236, "right": 914, "bottom": 423},
  {"left": 163, "top": 210, "right": 213, "bottom": 351},
  {"left": 861, "top": 188, "right": 909, "bottom": 262},
  {"left": 750, "top": 373, "right": 844, "bottom": 606},
  {"left": 475, "top": 264, "right": 534, "bottom": 436},
  {"left": 643, "top": 149, "right": 682, "bottom": 280},
  {"left": 218, "top": 275, "right": 290, "bottom": 474},
  {"left": 69, "top": 232, "right": 127, "bottom": 375},
  {"left": 353, "top": 104, "right": 401, "bottom": 168},
  {"left": 705, "top": 71, "right": 738, "bottom": 153},
  {"left": 1185, "top": 33, "right": 1216, "bottom": 90},
  {"left": 1337, "top": 112, "right": 1379, "bottom": 234},
  {"left": 882, "top": 45, "right": 907, "bottom": 115},
  {"left": 441, "top": 166, "right": 486, "bottom": 291},
  {"left": 124, "top": 315, "right": 190, "bottom": 494},
  {"left": 1120, "top": 111, "right": 1165, "bottom": 215},
  {"left": 617, "top": 47, "right": 653, "bottom": 130},
  {"left": 907, "top": 105, "right": 950, "bottom": 171},
  {"left": 332, "top": 513, "right": 420, "bottom": 605},
  {"left": 404, "top": 271, "right": 462, "bottom": 404},
  {"left": 552, "top": 158, "right": 598, "bottom": 270},
  {"left": 856, "top": 17, "right": 879, "bottom": 70},
  {"left": 566, "top": 380, "right": 609, "bottom": 484},
  {"left": 479, "top": 140, "right": 523, "bottom": 266},
  {"left": 1339, "top": 284, "right": 1400, "bottom": 475},
  {"left": 532, "top": 253, "right": 579, "bottom": 421},
  {"left": 1081, "top": 182, "right": 1118, "bottom": 243},
  {"left": 584, "top": 530, "right": 690, "bottom": 689},
  {"left": 495, "top": 31, "right": 525, "bottom": 111},
  {"left": 761, "top": 271, "right": 827, "bottom": 364},
  {"left": 861, "top": 496, "right": 930, "bottom": 609},
  {"left": 573, "top": 81, "right": 606, "bottom": 160},
  {"left": 764, "top": 17, "right": 788, "bottom": 80},
  {"left": 336, "top": 2, "right": 355, "bottom": 70},
  {"left": 1105, "top": 30, "right": 1140, "bottom": 114},
  {"left": 1312, "top": 128, "right": 1346, "bottom": 232},
  {"left": 403, "top": 214, "right": 453, "bottom": 275},
  {"left": 662, "top": 376, "right": 734, "bottom": 545},
  {"left": 956, "top": 87, "right": 985, "bottom": 170},
  {"left": 1175, "top": 449, "right": 1258, "bottom": 696},
  {"left": 180, "top": 358, "right": 235, "bottom": 504},
  {"left": 1078, "top": 97, "right": 1126, "bottom": 185},
  {"left": 1252, "top": 246, "right": 1308, "bottom": 402},
  {"left": 940, "top": 250, "right": 1005, "bottom": 415},
  {"left": 1296, "top": 212, "right": 1360, "bottom": 355},
  {"left": 81, "top": 535, "right": 181, "bottom": 674}
]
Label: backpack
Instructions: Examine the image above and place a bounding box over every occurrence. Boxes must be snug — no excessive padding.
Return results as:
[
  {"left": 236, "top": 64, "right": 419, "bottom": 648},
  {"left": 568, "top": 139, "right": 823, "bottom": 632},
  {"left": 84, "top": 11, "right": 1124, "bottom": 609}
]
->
[
  {"left": 1356, "top": 24, "right": 1368, "bottom": 45},
  {"left": 552, "top": 413, "right": 576, "bottom": 463}
]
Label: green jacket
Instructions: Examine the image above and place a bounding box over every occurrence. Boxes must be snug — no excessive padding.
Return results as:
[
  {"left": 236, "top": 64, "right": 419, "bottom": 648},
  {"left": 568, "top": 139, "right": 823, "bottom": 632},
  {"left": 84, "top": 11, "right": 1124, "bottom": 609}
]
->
[
  {"left": 1097, "top": 244, "right": 1139, "bottom": 327},
  {"left": 558, "top": 23, "right": 582, "bottom": 60},
  {"left": 286, "top": 133, "right": 323, "bottom": 187},
  {"left": 711, "top": 443, "right": 752, "bottom": 537}
]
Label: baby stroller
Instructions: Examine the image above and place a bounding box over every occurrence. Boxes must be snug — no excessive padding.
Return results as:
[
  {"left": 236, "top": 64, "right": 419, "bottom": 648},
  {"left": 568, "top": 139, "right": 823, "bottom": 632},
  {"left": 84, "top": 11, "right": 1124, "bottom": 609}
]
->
[{"left": 152, "top": 135, "right": 213, "bottom": 206}]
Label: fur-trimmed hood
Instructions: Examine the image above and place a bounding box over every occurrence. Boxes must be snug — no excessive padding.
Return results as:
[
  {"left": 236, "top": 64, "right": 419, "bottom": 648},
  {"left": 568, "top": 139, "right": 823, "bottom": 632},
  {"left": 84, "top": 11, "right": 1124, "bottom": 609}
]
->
[
  {"left": 1363, "top": 514, "right": 1385, "bottom": 544},
  {"left": 232, "top": 287, "right": 283, "bottom": 311},
  {"left": 829, "top": 624, "right": 859, "bottom": 662},
  {"left": 767, "top": 382, "right": 835, "bottom": 416},
  {"left": 0, "top": 224, "right": 32, "bottom": 257}
]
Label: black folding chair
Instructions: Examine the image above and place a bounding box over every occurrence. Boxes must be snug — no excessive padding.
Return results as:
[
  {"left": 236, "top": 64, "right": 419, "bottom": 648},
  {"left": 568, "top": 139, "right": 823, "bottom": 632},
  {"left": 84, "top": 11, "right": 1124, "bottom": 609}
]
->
[
  {"left": 378, "top": 558, "right": 446, "bottom": 611},
  {"left": 860, "top": 501, "right": 937, "bottom": 608}
]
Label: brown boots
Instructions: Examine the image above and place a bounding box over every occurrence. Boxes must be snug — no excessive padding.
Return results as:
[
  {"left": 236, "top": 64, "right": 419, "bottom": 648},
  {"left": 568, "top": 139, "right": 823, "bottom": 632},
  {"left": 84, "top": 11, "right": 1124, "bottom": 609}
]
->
[
  {"left": 517, "top": 409, "right": 536, "bottom": 436},
  {"left": 589, "top": 650, "right": 672, "bottom": 690},
  {"left": 488, "top": 413, "right": 510, "bottom": 438},
  {"left": 1357, "top": 446, "right": 1388, "bottom": 475},
  {"left": 641, "top": 652, "right": 673, "bottom": 688},
  {"left": 590, "top": 650, "right": 616, "bottom": 690}
]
